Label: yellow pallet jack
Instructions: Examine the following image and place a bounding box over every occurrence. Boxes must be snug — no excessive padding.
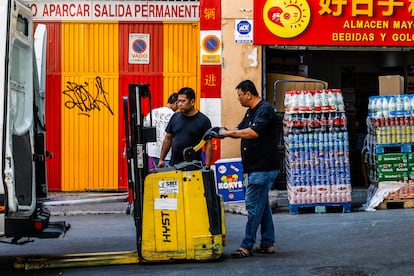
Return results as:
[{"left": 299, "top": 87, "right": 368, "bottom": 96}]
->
[
  {"left": 14, "top": 84, "right": 226, "bottom": 270},
  {"left": 125, "top": 84, "right": 226, "bottom": 262}
]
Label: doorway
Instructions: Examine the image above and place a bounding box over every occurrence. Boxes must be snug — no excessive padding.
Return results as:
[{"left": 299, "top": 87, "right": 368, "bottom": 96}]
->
[{"left": 265, "top": 47, "right": 413, "bottom": 188}]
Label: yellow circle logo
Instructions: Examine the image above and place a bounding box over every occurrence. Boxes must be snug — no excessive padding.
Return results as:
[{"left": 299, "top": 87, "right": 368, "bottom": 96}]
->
[{"left": 263, "top": 0, "right": 311, "bottom": 39}]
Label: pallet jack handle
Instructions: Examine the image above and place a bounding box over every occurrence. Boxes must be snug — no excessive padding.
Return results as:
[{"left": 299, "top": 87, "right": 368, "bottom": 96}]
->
[{"left": 183, "top": 127, "right": 226, "bottom": 162}]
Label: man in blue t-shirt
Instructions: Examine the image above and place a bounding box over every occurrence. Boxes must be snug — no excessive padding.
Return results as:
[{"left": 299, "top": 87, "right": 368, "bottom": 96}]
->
[
  {"left": 220, "top": 80, "right": 280, "bottom": 258},
  {"left": 158, "top": 87, "right": 212, "bottom": 168}
]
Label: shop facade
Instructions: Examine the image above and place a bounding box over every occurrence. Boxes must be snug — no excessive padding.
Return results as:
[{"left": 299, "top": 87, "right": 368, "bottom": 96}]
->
[
  {"left": 221, "top": 0, "right": 414, "bottom": 189},
  {"left": 25, "top": 0, "right": 414, "bottom": 191}
]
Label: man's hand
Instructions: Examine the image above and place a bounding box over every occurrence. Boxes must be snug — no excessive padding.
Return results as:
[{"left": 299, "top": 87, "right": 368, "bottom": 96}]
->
[
  {"left": 218, "top": 127, "right": 229, "bottom": 137},
  {"left": 157, "top": 160, "right": 165, "bottom": 168},
  {"left": 219, "top": 127, "right": 258, "bottom": 139}
]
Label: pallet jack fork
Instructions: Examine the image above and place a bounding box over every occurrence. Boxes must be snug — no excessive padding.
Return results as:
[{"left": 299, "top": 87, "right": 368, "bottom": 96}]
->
[{"left": 14, "top": 251, "right": 142, "bottom": 270}]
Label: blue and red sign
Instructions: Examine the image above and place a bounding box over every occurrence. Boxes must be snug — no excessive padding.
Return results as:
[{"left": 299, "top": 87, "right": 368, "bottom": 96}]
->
[
  {"left": 132, "top": 39, "right": 147, "bottom": 53},
  {"left": 254, "top": 0, "right": 414, "bottom": 46},
  {"left": 202, "top": 35, "right": 220, "bottom": 53},
  {"left": 200, "top": 31, "right": 221, "bottom": 65},
  {"left": 129, "top": 33, "right": 150, "bottom": 64}
]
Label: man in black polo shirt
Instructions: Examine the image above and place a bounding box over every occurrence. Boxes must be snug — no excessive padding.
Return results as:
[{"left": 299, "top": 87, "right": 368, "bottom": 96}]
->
[
  {"left": 220, "top": 80, "right": 280, "bottom": 258},
  {"left": 158, "top": 87, "right": 212, "bottom": 168}
]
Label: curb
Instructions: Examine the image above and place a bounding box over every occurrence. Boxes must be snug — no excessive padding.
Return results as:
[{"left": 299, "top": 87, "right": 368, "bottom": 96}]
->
[{"left": 47, "top": 189, "right": 367, "bottom": 216}]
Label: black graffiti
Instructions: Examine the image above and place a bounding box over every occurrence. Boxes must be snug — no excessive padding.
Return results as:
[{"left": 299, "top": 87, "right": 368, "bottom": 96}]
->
[{"left": 63, "top": 76, "right": 114, "bottom": 117}]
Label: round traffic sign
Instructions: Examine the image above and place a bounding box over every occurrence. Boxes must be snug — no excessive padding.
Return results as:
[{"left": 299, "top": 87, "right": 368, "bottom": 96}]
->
[
  {"left": 132, "top": 39, "right": 147, "bottom": 53},
  {"left": 202, "top": 35, "right": 220, "bottom": 53}
]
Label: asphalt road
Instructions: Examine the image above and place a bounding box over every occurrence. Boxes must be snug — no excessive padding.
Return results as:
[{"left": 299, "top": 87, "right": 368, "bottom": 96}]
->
[{"left": 1, "top": 207, "right": 414, "bottom": 275}]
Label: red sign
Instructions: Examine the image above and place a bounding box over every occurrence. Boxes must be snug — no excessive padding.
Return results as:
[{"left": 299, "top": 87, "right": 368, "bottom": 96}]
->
[
  {"left": 200, "top": 0, "right": 221, "bottom": 30},
  {"left": 200, "top": 66, "right": 221, "bottom": 98},
  {"left": 254, "top": 0, "right": 414, "bottom": 46}
]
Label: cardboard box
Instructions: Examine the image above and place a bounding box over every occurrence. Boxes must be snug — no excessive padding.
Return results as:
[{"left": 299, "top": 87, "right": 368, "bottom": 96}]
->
[{"left": 378, "top": 75, "right": 404, "bottom": 95}]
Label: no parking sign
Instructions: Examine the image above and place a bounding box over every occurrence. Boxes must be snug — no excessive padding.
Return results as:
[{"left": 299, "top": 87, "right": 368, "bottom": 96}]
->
[
  {"left": 200, "top": 30, "right": 222, "bottom": 65},
  {"left": 129, "top": 34, "right": 150, "bottom": 64}
]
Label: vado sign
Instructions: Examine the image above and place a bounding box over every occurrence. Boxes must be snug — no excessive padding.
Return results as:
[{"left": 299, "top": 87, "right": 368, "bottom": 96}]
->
[
  {"left": 254, "top": 0, "right": 414, "bottom": 46},
  {"left": 129, "top": 34, "right": 150, "bottom": 64}
]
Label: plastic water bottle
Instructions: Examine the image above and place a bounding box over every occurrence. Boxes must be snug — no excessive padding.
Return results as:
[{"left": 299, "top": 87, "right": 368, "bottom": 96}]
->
[
  {"left": 314, "top": 90, "right": 322, "bottom": 112},
  {"left": 284, "top": 91, "right": 294, "bottom": 114},
  {"left": 388, "top": 96, "right": 396, "bottom": 117},
  {"left": 376, "top": 96, "right": 383, "bottom": 119},
  {"left": 335, "top": 89, "right": 345, "bottom": 112},
  {"left": 381, "top": 96, "right": 389, "bottom": 127},
  {"left": 368, "top": 97, "right": 375, "bottom": 117},
  {"left": 411, "top": 96, "right": 414, "bottom": 117},
  {"left": 305, "top": 90, "right": 314, "bottom": 113},
  {"left": 382, "top": 97, "right": 389, "bottom": 119},
  {"left": 321, "top": 90, "right": 329, "bottom": 112},
  {"left": 291, "top": 91, "right": 299, "bottom": 113},
  {"left": 404, "top": 95, "right": 411, "bottom": 116},
  {"left": 396, "top": 96, "right": 404, "bottom": 117},
  {"left": 328, "top": 90, "right": 337, "bottom": 111},
  {"left": 298, "top": 90, "right": 306, "bottom": 112}
]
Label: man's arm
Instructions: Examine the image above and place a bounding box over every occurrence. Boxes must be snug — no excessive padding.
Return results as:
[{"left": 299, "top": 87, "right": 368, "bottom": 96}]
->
[
  {"left": 204, "top": 139, "right": 213, "bottom": 167},
  {"left": 158, "top": 133, "right": 172, "bottom": 167},
  {"left": 219, "top": 127, "right": 259, "bottom": 139}
]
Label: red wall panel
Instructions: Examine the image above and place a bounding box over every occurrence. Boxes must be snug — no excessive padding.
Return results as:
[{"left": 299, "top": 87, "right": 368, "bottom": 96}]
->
[
  {"left": 117, "top": 22, "right": 164, "bottom": 190},
  {"left": 117, "top": 75, "right": 163, "bottom": 190},
  {"left": 45, "top": 73, "right": 62, "bottom": 191},
  {"left": 42, "top": 22, "right": 62, "bottom": 191}
]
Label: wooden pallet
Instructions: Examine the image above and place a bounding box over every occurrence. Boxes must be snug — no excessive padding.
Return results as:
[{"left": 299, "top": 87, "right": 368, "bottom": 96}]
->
[
  {"left": 289, "top": 202, "right": 351, "bottom": 215},
  {"left": 377, "top": 198, "right": 414, "bottom": 210}
]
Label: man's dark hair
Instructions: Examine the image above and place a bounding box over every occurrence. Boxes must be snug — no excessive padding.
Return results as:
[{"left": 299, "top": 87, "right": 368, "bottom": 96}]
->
[
  {"left": 167, "top": 92, "right": 178, "bottom": 104},
  {"left": 236, "top": 80, "right": 259, "bottom": 97},
  {"left": 177, "top": 87, "right": 196, "bottom": 100}
]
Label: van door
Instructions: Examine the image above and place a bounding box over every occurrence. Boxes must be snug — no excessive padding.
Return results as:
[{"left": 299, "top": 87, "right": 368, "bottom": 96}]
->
[{"left": 4, "top": 0, "right": 37, "bottom": 219}]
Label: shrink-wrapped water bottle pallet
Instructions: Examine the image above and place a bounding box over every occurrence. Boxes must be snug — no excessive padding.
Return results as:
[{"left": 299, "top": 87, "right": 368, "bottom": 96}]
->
[
  {"left": 288, "top": 202, "right": 351, "bottom": 215},
  {"left": 377, "top": 198, "right": 414, "bottom": 210},
  {"left": 375, "top": 143, "right": 414, "bottom": 154}
]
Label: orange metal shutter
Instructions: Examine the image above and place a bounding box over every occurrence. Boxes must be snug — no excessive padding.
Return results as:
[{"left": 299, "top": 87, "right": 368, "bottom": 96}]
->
[{"left": 61, "top": 22, "right": 119, "bottom": 191}]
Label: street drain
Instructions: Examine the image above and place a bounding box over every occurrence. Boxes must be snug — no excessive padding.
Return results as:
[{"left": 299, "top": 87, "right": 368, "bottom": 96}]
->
[{"left": 310, "top": 266, "right": 378, "bottom": 276}]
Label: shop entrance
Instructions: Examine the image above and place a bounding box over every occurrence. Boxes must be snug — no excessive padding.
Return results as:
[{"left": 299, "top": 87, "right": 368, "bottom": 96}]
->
[{"left": 265, "top": 47, "right": 414, "bottom": 188}]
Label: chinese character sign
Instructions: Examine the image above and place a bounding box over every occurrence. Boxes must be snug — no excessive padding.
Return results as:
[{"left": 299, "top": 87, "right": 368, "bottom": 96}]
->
[
  {"left": 254, "top": 0, "right": 414, "bottom": 46},
  {"left": 200, "top": 66, "right": 221, "bottom": 98},
  {"left": 200, "top": 0, "right": 221, "bottom": 29}
]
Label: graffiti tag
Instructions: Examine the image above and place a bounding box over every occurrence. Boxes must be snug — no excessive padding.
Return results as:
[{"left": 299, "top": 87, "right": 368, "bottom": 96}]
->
[{"left": 63, "top": 76, "right": 114, "bottom": 117}]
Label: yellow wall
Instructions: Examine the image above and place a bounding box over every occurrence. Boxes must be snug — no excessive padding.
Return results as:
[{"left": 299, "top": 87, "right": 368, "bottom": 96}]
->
[
  {"left": 61, "top": 22, "right": 119, "bottom": 191},
  {"left": 163, "top": 22, "right": 200, "bottom": 107}
]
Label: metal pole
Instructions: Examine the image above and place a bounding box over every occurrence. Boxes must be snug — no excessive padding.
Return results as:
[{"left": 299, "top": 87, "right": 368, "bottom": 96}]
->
[{"left": 127, "top": 83, "right": 151, "bottom": 259}]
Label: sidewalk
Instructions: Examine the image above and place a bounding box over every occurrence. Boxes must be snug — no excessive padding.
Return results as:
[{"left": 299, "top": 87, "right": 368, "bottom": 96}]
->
[
  {"left": 45, "top": 192, "right": 129, "bottom": 216},
  {"left": 45, "top": 188, "right": 368, "bottom": 216}
]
